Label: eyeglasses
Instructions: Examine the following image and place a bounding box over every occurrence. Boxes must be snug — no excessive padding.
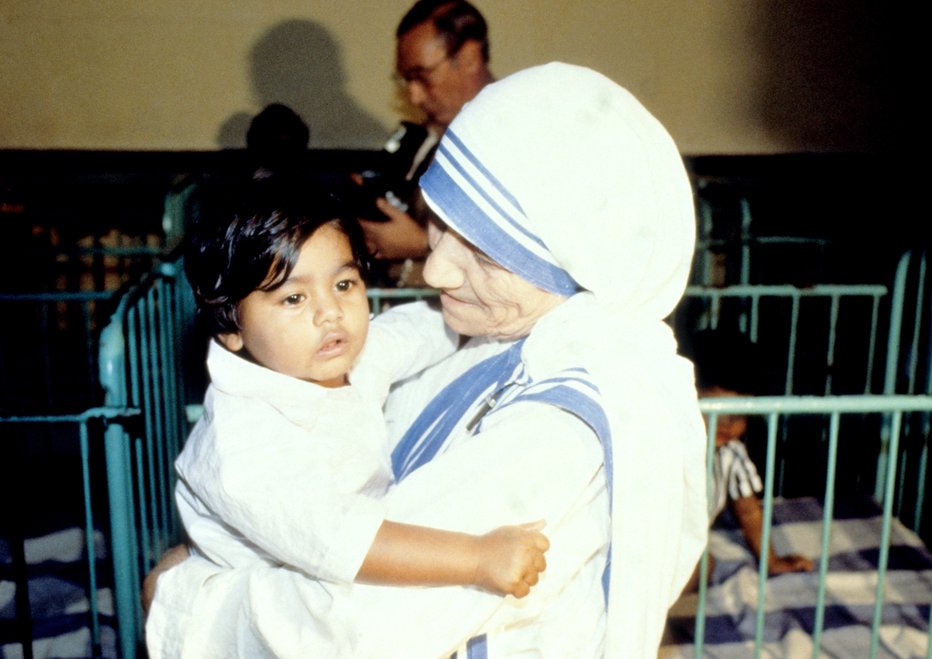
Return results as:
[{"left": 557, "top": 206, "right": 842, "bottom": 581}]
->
[{"left": 393, "top": 55, "right": 451, "bottom": 88}]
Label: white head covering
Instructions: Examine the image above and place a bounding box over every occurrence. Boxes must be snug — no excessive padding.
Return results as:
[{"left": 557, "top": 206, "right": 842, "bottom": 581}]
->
[{"left": 421, "top": 62, "right": 708, "bottom": 656}]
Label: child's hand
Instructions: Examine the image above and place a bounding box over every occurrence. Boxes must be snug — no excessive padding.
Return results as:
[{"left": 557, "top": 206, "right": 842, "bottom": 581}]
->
[
  {"left": 472, "top": 520, "right": 550, "bottom": 598},
  {"left": 768, "top": 553, "right": 815, "bottom": 575}
]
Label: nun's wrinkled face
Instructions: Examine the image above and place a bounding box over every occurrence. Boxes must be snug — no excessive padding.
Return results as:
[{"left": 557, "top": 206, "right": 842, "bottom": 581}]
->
[{"left": 424, "top": 220, "right": 566, "bottom": 340}]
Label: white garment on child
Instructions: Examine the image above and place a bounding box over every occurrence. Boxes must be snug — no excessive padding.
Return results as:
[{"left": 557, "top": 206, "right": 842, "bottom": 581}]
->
[
  {"left": 174, "top": 301, "right": 457, "bottom": 584},
  {"left": 711, "top": 439, "right": 764, "bottom": 518}
]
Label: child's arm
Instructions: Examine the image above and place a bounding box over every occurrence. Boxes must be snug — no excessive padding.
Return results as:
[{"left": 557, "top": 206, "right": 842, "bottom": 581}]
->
[
  {"left": 355, "top": 520, "right": 549, "bottom": 598},
  {"left": 730, "top": 495, "right": 815, "bottom": 574},
  {"left": 354, "top": 301, "right": 459, "bottom": 401}
]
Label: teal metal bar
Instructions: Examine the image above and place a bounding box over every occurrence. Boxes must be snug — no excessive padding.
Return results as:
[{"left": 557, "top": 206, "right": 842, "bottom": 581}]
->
[
  {"left": 709, "top": 291, "right": 721, "bottom": 330},
  {"left": 78, "top": 419, "right": 101, "bottom": 651},
  {"left": 699, "top": 395, "right": 932, "bottom": 416},
  {"left": 0, "top": 408, "right": 138, "bottom": 424},
  {"left": 99, "top": 310, "right": 137, "bottom": 659},
  {"left": 0, "top": 291, "right": 114, "bottom": 302},
  {"left": 865, "top": 295, "right": 881, "bottom": 394},
  {"left": 104, "top": 407, "right": 137, "bottom": 659},
  {"left": 906, "top": 255, "right": 927, "bottom": 393},
  {"left": 786, "top": 294, "right": 800, "bottom": 395},
  {"left": 684, "top": 284, "right": 888, "bottom": 299},
  {"left": 159, "top": 278, "right": 183, "bottom": 551},
  {"left": 144, "top": 285, "right": 166, "bottom": 542},
  {"left": 753, "top": 412, "right": 780, "bottom": 656},
  {"left": 135, "top": 431, "right": 154, "bottom": 574},
  {"left": 739, "top": 196, "right": 751, "bottom": 286},
  {"left": 750, "top": 293, "right": 760, "bottom": 342},
  {"left": 693, "top": 415, "right": 719, "bottom": 658},
  {"left": 824, "top": 294, "right": 840, "bottom": 395},
  {"left": 877, "top": 253, "right": 911, "bottom": 499},
  {"left": 811, "top": 412, "right": 841, "bottom": 657},
  {"left": 871, "top": 411, "right": 903, "bottom": 659}
]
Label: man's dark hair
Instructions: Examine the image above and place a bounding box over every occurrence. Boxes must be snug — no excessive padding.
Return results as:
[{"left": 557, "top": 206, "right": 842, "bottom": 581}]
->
[
  {"left": 185, "top": 180, "right": 369, "bottom": 337},
  {"left": 397, "top": 0, "right": 489, "bottom": 63}
]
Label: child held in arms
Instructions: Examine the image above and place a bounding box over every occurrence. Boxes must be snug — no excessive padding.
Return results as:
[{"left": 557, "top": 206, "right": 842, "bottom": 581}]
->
[{"left": 169, "top": 181, "right": 548, "bottom": 620}]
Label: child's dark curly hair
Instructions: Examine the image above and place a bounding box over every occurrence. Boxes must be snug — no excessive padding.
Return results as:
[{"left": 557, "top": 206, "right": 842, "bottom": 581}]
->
[
  {"left": 184, "top": 180, "right": 370, "bottom": 337},
  {"left": 681, "top": 327, "right": 782, "bottom": 396}
]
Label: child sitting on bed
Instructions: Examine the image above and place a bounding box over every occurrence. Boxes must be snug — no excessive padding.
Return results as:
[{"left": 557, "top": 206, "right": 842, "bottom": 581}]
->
[
  {"left": 685, "top": 329, "right": 814, "bottom": 576},
  {"left": 172, "top": 181, "right": 548, "bottom": 600}
]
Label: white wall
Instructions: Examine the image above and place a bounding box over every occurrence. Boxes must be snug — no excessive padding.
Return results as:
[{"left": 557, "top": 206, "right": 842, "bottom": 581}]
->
[{"left": 0, "top": 1, "right": 897, "bottom": 154}]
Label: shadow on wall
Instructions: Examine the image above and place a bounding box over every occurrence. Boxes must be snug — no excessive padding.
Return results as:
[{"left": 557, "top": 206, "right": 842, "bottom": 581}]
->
[
  {"left": 755, "top": 1, "right": 904, "bottom": 153},
  {"left": 217, "top": 19, "right": 387, "bottom": 150}
]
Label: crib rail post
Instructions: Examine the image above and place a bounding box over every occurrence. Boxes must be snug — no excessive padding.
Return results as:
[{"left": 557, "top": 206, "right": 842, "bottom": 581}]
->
[
  {"left": 95, "top": 262, "right": 193, "bottom": 659},
  {"left": 875, "top": 252, "right": 910, "bottom": 502},
  {"left": 99, "top": 317, "right": 142, "bottom": 659}
]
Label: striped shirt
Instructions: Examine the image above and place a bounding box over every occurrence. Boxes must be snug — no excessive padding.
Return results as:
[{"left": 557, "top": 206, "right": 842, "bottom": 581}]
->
[{"left": 710, "top": 439, "right": 763, "bottom": 518}]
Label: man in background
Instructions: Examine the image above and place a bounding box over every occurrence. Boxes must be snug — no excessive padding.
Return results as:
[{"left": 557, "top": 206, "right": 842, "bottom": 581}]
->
[{"left": 359, "top": 0, "right": 494, "bottom": 272}]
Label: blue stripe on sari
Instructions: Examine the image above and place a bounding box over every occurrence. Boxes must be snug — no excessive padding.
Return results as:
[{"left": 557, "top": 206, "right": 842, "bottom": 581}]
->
[
  {"left": 421, "top": 154, "right": 580, "bottom": 297},
  {"left": 391, "top": 339, "right": 526, "bottom": 482},
  {"left": 449, "top": 633, "right": 489, "bottom": 659},
  {"left": 466, "top": 633, "right": 488, "bottom": 659},
  {"left": 504, "top": 372, "right": 614, "bottom": 603},
  {"left": 444, "top": 130, "right": 525, "bottom": 218},
  {"left": 435, "top": 138, "right": 541, "bottom": 248}
]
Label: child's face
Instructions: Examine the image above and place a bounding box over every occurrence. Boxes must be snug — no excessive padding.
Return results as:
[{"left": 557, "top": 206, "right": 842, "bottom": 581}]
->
[
  {"left": 699, "top": 385, "right": 748, "bottom": 447},
  {"left": 219, "top": 222, "right": 369, "bottom": 388}
]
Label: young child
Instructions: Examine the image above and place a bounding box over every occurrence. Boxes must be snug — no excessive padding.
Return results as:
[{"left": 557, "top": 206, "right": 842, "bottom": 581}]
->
[
  {"left": 685, "top": 329, "right": 814, "bottom": 576},
  {"left": 174, "top": 182, "right": 549, "bottom": 602}
]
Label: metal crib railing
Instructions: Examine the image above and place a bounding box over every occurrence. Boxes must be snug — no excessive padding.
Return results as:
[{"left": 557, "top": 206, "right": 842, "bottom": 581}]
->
[
  {"left": 694, "top": 394, "right": 932, "bottom": 659},
  {"left": 678, "top": 283, "right": 890, "bottom": 396},
  {"left": 0, "top": 242, "right": 184, "bottom": 658},
  {"left": 691, "top": 179, "right": 832, "bottom": 287},
  {"left": 95, "top": 260, "right": 195, "bottom": 659},
  {"left": 0, "top": 407, "right": 139, "bottom": 659}
]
